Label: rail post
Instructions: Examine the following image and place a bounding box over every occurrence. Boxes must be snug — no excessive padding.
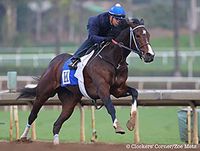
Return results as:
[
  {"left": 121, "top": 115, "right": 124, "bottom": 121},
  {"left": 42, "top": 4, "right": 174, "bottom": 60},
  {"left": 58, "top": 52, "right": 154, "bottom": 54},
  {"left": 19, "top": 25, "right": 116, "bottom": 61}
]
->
[
  {"left": 79, "top": 105, "right": 85, "bottom": 142},
  {"left": 91, "top": 106, "right": 97, "bottom": 142},
  {"left": 192, "top": 106, "right": 198, "bottom": 144},
  {"left": 31, "top": 121, "right": 37, "bottom": 140},
  {"left": 187, "top": 107, "right": 192, "bottom": 144},
  {"left": 188, "top": 101, "right": 199, "bottom": 144},
  {"left": 134, "top": 111, "right": 140, "bottom": 144},
  {"left": 9, "top": 106, "right": 13, "bottom": 141}
]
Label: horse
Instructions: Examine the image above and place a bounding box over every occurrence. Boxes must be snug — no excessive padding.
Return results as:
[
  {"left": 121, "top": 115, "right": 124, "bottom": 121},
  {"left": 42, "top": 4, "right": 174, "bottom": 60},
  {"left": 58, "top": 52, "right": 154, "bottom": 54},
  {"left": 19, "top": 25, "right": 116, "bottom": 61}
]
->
[{"left": 17, "top": 18, "right": 155, "bottom": 144}]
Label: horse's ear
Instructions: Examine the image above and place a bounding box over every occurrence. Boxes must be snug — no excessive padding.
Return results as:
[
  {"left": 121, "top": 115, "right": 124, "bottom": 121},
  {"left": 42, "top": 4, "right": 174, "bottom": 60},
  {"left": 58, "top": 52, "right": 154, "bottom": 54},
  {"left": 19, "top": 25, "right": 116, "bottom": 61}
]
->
[
  {"left": 140, "top": 19, "right": 144, "bottom": 25},
  {"left": 126, "top": 18, "right": 132, "bottom": 26}
]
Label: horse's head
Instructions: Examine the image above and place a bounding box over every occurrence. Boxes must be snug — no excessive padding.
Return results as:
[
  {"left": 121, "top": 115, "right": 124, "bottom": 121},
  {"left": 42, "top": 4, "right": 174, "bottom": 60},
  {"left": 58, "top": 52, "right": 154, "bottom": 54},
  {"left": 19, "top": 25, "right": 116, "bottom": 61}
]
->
[{"left": 126, "top": 18, "right": 155, "bottom": 63}]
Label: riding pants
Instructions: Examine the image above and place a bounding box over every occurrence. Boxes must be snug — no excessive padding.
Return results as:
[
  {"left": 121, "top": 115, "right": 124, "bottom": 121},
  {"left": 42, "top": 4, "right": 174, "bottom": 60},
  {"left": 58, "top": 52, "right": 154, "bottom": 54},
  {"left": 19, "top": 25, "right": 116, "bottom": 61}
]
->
[{"left": 73, "top": 39, "right": 94, "bottom": 59}]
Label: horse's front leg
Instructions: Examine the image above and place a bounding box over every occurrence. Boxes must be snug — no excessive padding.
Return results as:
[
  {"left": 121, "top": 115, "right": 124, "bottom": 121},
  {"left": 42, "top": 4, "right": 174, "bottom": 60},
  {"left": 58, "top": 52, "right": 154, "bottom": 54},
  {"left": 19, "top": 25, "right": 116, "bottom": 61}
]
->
[
  {"left": 111, "top": 86, "right": 138, "bottom": 131},
  {"left": 98, "top": 83, "right": 125, "bottom": 134},
  {"left": 126, "top": 86, "right": 138, "bottom": 131}
]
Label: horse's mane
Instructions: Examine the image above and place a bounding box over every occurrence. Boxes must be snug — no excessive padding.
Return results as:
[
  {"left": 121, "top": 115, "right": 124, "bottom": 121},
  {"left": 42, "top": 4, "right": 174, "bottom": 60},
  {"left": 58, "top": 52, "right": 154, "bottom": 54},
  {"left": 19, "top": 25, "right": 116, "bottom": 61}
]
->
[
  {"left": 130, "top": 18, "right": 144, "bottom": 25},
  {"left": 107, "top": 18, "right": 144, "bottom": 38}
]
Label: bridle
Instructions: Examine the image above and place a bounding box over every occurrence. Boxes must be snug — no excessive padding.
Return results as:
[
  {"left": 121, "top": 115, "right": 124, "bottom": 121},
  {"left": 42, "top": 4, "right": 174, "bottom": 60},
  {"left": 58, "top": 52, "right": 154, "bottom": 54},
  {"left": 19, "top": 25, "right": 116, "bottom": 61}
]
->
[{"left": 112, "top": 24, "right": 150, "bottom": 59}]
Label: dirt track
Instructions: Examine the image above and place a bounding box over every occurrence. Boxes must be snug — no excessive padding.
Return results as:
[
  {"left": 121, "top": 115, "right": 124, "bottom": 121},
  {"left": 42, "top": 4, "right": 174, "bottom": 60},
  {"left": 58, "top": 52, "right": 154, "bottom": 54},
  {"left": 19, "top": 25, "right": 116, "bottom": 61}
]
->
[{"left": 0, "top": 141, "right": 200, "bottom": 151}]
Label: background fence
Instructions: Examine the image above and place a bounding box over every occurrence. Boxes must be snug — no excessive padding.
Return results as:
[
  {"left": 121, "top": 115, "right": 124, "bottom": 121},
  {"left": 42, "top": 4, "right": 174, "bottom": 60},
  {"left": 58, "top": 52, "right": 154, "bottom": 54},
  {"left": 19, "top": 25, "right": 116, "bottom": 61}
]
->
[
  {"left": 0, "top": 50, "right": 200, "bottom": 76},
  {"left": 1, "top": 90, "right": 200, "bottom": 144}
]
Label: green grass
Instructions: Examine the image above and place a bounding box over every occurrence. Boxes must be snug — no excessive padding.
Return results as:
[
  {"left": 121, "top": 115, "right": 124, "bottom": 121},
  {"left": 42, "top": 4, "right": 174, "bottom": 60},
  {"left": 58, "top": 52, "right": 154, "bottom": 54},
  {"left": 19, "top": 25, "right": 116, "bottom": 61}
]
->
[
  {"left": 1, "top": 49, "right": 200, "bottom": 76},
  {"left": 127, "top": 56, "right": 200, "bottom": 76},
  {"left": 151, "top": 33, "right": 200, "bottom": 49},
  {"left": 0, "top": 107, "right": 184, "bottom": 144},
  {"left": 0, "top": 33, "right": 199, "bottom": 54}
]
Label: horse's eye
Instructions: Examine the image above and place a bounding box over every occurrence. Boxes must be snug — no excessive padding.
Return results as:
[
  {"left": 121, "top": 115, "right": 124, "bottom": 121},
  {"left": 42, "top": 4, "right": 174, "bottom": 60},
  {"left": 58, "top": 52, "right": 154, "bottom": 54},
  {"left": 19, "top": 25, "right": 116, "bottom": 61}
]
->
[{"left": 136, "top": 35, "right": 140, "bottom": 38}]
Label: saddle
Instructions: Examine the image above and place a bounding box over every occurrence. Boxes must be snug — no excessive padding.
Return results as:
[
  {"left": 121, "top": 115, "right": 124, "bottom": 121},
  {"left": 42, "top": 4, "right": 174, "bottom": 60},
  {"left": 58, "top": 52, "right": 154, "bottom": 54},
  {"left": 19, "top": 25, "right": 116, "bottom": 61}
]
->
[
  {"left": 61, "top": 41, "right": 109, "bottom": 99},
  {"left": 69, "top": 42, "right": 107, "bottom": 69}
]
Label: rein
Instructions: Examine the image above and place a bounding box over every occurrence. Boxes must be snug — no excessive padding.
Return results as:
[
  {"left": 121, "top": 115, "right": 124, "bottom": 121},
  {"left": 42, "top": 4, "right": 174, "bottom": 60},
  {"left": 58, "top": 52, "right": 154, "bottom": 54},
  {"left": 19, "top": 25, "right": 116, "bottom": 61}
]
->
[
  {"left": 112, "top": 39, "right": 142, "bottom": 59},
  {"left": 111, "top": 25, "right": 149, "bottom": 59},
  {"left": 90, "top": 25, "right": 149, "bottom": 69}
]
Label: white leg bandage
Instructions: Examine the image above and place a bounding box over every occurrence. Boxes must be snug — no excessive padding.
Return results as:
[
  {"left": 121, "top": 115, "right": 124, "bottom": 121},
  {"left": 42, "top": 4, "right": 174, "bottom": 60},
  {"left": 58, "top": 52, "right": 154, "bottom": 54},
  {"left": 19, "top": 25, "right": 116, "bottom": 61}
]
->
[
  {"left": 113, "top": 118, "right": 118, "bottom": 128},
  {"left": 131, "top": 100, "right": 137, "bottom": 114},
  {"left": 20, "top": 123, "right": 31, "bottom": 138},
  {"left": 53, "top": 134, "right": 59, "bottom": 145}
]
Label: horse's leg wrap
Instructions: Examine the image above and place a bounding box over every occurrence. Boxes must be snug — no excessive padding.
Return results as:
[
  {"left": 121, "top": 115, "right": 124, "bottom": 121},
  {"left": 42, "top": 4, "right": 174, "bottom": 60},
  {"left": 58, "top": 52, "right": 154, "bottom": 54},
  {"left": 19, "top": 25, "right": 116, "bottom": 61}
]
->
[
  {"left": 21, "top": 97, "right": 48, "bottom": 140},
  {"left": 20, "top": 123, "right": 31, "bottom": 138},
  {"left": 53, "top": 134, "right": 59, "bottom": 145},
  {"left": 126, "top": 87, "right": 138, "bottom": 131}
]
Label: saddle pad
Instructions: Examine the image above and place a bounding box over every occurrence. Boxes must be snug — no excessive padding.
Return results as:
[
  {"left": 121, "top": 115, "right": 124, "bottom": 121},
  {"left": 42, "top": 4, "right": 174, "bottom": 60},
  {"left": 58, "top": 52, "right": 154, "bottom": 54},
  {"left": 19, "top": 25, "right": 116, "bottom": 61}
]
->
[
  {"left": 74, "top": 50, "right": 94, "bottom": 99},
  {"left": 61, "top": 58, "right": 78, "bottom": 86}
]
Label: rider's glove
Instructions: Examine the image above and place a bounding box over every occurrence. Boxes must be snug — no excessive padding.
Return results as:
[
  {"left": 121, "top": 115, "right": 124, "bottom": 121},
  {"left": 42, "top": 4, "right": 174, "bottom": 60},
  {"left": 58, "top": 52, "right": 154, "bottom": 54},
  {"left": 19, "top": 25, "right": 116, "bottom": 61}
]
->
[{"left": 105, "top": 37, "right": 113, "bottom": 42}]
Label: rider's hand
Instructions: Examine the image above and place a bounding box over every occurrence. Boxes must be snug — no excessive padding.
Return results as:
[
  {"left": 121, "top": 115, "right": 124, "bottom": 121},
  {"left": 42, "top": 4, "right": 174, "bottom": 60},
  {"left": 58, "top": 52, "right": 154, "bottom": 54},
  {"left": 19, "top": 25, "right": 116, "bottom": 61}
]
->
[{"left": 105, "top": 37, "right": 113, "bottom": 42}]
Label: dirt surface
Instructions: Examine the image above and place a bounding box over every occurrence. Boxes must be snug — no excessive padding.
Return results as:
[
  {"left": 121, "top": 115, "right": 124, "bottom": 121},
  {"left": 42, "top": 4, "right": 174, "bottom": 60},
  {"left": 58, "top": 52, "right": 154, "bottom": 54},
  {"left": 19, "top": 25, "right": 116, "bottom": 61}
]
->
[{"left": 0, "top": 141, "right": 200, "bottom": 151}]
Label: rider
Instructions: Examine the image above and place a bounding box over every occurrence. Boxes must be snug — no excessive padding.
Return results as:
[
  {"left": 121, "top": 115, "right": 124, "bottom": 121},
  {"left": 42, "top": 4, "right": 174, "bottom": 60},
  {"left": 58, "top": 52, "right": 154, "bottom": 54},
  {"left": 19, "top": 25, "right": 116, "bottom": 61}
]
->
[{"left": 68, "top": 3, "right": 126, "bottom": 69}]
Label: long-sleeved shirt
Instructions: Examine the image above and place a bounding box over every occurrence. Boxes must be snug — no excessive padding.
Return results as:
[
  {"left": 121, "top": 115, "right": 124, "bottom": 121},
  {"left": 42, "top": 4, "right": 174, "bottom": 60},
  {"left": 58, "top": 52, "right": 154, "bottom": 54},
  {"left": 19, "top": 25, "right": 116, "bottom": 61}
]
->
[{"left": 87, "top": 12, "right": 113, "bottom": 44}]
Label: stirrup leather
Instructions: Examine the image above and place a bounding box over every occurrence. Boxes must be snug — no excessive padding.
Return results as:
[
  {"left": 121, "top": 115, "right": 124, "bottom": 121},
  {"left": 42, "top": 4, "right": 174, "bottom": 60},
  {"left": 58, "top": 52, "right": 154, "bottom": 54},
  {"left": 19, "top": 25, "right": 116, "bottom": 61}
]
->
[{"left": 69, "top": 58, "right": 80, "bottom": 69}]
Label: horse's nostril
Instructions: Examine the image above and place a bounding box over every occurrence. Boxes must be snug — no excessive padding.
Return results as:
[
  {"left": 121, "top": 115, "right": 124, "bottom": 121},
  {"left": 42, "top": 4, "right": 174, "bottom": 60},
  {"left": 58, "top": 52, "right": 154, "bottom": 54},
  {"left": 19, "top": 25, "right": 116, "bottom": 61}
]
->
[
  {"left": 144, "top": 53, "right": 154, "bottom": 63},
  {"left": 146, "top": 52, "right": 153, "bottom": 56}
]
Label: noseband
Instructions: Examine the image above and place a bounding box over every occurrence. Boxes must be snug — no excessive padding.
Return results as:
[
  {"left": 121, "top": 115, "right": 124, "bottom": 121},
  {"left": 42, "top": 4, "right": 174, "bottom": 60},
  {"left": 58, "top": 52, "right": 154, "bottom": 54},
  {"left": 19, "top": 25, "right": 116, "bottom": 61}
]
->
[{"left": 112, "top": 24, "right": 150, "bottom": 59}]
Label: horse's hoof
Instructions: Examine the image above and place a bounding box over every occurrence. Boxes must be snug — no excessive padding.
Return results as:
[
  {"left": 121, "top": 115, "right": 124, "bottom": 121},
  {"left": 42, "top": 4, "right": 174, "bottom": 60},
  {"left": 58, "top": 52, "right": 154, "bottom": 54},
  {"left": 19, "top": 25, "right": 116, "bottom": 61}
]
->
[
  {"left": 16, "top": 137, "right": 32, "bottom": 143},
  {"left": 126, "top": 120, "right": 135, "bottom": 131},
  {"left": 91, "top": 131, "right": 97, "bottom": 142},
  {"left": 53, "top": 140, "right": 59, "bottom": 145},
  {"left": 114, "top": 122, "right": 125, "bottom": 135},
  {"left": 126, "top": 112, "right": 137, "bottom": 131},
  {"left": 53, "top": 136, "right": 59, "bottom": 145},
  {"left": 115, "top": 128, "right": 125, "bottom": 134}
]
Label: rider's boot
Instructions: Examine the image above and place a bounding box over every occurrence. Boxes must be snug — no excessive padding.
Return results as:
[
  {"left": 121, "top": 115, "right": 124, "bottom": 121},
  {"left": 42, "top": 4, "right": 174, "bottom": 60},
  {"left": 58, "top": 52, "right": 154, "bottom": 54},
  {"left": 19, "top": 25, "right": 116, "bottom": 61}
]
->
[{"left": 68, "top": 58, "right": 81, "bottom": 69}]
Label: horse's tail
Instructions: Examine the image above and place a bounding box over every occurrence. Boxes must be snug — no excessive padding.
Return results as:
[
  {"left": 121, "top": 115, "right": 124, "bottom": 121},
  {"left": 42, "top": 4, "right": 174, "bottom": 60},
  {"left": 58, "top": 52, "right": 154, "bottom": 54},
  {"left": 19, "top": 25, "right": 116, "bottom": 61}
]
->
[
  {"left": 16, "top": 86, "right": 37, "bottom": 100},
  {"left": 17, "top": 76, "right": 39, "bottom": 100}
]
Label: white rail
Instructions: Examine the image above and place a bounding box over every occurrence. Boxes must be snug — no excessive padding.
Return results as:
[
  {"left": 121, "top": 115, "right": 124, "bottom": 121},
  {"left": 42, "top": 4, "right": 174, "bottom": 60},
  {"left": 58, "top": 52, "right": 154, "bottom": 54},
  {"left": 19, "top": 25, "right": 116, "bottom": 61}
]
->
[
  {"left": 0, "top": 90, "right": 200, "bottom": 144},
  {"left": 0, "top": 50, "right": 200, "bottom": 76}
]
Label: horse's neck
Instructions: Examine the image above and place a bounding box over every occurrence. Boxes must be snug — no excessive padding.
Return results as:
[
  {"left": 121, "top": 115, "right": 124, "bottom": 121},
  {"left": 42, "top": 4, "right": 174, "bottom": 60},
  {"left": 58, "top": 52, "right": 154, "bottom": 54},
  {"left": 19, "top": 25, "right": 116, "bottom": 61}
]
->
[
  {"left": 115, "top": 28, "right": 131, "bottom": 59},
  {"left": 116, "top": 27, "right": 130, "bottom": 47},
  {"left": 100, "top": 27, "right": 131, "bottom": 68},
  {"left": 100, "top": 45, "right": 121, "bottom": 67}
]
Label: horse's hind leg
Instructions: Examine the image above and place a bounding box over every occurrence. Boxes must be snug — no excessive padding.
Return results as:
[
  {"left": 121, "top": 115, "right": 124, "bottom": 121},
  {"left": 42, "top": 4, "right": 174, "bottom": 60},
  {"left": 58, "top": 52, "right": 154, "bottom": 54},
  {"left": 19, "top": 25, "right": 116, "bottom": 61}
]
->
[
  {"left": 20, "top": 85, "right": 56, "bottom": 140},
  {"left": 20, "top": 97, "right": 48, "bottom": 141},
  {"left": 53, "top": 88, "right": 80, "bottom": 145}
]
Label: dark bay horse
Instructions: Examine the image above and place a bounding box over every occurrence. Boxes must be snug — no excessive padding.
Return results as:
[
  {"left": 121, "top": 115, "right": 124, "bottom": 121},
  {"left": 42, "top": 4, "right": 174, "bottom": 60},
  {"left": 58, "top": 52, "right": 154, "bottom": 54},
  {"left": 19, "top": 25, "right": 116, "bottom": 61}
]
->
[{"left": 17, "top": 18, "right": 155, "bottom": 144}]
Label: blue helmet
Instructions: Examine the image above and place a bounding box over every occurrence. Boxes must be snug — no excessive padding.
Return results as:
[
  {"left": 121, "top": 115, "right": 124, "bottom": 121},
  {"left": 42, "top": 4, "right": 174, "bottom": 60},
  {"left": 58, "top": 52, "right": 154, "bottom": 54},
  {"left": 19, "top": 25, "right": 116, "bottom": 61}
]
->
[{"left": 109, "top": 3, "right": 126, "bottom": 19}]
